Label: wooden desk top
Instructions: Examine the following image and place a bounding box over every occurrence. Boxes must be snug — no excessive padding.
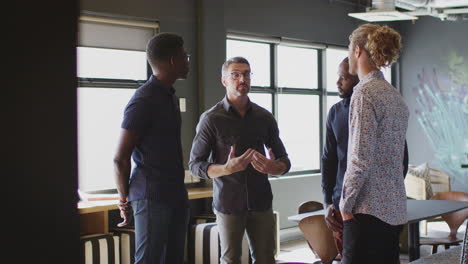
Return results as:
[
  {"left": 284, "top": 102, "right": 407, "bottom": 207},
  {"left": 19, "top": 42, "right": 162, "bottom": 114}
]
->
[
  {"left": 78, "top": 186, "right": 213, "bottom": 214},
  {"left": 287, "top": 199, "right": 468, "bottom": 223}
]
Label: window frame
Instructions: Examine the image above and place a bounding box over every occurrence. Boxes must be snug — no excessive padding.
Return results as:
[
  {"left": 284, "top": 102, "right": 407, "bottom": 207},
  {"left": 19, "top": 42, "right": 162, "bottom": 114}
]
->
[{"left": 77, "top": 13, "right": 159, "bottom": 192}]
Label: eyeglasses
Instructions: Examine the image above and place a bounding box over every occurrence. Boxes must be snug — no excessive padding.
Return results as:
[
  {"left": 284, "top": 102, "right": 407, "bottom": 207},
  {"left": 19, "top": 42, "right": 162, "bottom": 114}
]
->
[{"left": 227, "top": 71, "right": 253, "bottom": 80}]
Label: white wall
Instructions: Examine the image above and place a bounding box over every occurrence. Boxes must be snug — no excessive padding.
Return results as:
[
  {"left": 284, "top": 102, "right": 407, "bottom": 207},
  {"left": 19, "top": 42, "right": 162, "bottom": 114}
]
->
[{"left": 270, "top": 174, "right": 323, "bottom": 230}]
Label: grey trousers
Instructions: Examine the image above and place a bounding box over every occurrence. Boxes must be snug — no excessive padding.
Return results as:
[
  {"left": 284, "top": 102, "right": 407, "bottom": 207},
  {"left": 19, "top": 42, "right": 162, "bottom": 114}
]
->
[{"left": 215, "top": 208, "right": 276, "bottom": 264}]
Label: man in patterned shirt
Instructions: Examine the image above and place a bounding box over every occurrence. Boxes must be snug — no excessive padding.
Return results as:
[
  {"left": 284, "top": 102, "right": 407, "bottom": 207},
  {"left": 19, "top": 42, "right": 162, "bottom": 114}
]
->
[
  {"left": 322, "top": 57, "right": 409, "bottom": 259},
  {"left": 339, "top": 24, "right": 409, "bottom": 264}
]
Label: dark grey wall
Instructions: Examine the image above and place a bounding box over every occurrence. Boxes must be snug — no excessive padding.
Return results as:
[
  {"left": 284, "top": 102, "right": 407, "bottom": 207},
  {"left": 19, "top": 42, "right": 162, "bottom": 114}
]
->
[
  {"left": 224, "top": 0, "right": 360, "bottom": 46},
  {"left": 6, "top": 1, "right": 80, "bottom": 263},
  {"left": 398, "top": 17, "right": 468, "bottom": 191}
]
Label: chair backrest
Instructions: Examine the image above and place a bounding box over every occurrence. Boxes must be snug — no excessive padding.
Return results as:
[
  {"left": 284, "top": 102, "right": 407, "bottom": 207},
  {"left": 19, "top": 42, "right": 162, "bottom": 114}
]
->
[
  {"left": 297, "top": 201, "right": 323, "bottom": 214},
  {"left": 430, "top": 191, "right": 468, "bottom": 239},
  {"left": 405, "top": 173, "right": 428, "bottom": 200},
  {"left": 406, "top": 164, "right": 452, "bottom": 199},
  {"left": 429, "top": 168, "right": 451, "bottom": 194},
  {"left": 298, "top": 215, "right": 338, "bottom": 264},
  {"left": 296, "top": 201, "right": 326, "bottom": 259}
]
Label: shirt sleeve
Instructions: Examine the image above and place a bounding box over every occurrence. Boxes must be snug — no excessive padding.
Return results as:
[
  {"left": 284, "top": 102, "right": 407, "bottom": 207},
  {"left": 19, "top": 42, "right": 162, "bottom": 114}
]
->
[
  {"left": 321, "top": 107, "right": 338, "bottom": 205},
  {"left": 189, "top": 113, "right": 216, "bottom": 179},
  {"left": 266, "top": 116, "right": 291, "bottom": 174},
  {"left": 121, "top": 98, "right": 152, "bottom": 137},
  {"left": 339, "top": 89, "right": 378, "bottom": 213}
]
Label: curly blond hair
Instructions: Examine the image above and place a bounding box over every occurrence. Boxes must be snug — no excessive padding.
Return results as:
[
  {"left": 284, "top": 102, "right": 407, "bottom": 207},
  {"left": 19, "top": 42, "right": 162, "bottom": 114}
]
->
[{"left": 349, "top": 24, "right": 402, "bottom": 69}]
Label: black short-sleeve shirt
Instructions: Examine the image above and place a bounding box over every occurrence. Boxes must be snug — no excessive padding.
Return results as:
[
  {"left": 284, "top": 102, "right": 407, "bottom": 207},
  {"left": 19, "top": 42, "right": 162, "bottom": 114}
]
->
[{"left": 122, "top": 75, "right": 188, "bottom": 207}]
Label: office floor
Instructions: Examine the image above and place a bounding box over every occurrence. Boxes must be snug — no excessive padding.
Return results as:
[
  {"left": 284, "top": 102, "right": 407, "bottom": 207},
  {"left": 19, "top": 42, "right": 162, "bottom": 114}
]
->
[
  {"left": 277, "top": 239, "right": 410, "bottom": 263},
  {"left": 276, "top": 221, "right": 466, "bottom": 264}
]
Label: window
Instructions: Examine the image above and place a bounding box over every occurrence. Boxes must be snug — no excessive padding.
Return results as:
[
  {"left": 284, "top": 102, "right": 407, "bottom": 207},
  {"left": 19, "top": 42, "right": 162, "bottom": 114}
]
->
[
  {"left": 227, "top": 36, "right": 393, "bottom": 175},
  {"left": 226, "top": 40, "right": 270, "bottom": 87},
  {"left": 77, "top": 13, "right": 158, "bottom": 192},
  {"left": 227, "top": 37, "right": 325, "bottom": 174},
  {"left": 77, "top": 88, "right": 136, "bottom": 192},
  {"left": 77, "top": 47, "right": 147, "bottom": 80},
  {"left": 249, "top": 92, "right": 273, "bottom": 113},
  {"left": 326, "top": 47, "right": 348, "bottom": 93},
  {"left": 278, "top": 94, "right": 320, "bottom": 171},
  {"left": 277, "top": 46, "right": 318, "bottom": 89},
  {"left": 325, "top": 47, "right": 348, "bottom": 118}
]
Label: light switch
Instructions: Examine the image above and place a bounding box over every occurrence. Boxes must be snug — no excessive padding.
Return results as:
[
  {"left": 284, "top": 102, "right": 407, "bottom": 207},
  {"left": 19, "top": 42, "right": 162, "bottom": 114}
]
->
[{"left": 179, "top": 98, "right": 186, "bottom": 112}]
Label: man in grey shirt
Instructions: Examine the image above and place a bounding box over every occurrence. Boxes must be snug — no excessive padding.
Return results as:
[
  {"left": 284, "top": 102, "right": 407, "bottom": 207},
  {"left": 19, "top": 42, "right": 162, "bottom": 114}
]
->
[{"left": 189, "top": 57, "right": 291, "bottom": 264}]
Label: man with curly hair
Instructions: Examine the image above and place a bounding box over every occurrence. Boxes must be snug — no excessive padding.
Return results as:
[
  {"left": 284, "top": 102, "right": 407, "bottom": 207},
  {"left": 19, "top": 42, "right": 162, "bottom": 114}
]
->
[{"left": 339, "top": 24, "right": 409, "bottom": 264}]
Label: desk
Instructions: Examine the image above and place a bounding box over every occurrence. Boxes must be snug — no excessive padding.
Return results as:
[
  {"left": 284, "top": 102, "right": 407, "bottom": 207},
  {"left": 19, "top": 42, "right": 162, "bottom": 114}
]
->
[
  {"left": 406, "top": 200, "right": 468, "bottom": 261},
  {"left": 287, "top": 199, "right": 468, "bottom": 261},
  {"left": 78, "top": 186, "right": 213, "bottom": 235}
]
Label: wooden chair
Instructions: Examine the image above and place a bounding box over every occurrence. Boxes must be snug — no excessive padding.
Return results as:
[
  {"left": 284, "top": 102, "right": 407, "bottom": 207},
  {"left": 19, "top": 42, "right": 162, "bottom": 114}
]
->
[
  {"left": 298, "top": 201, "right": 324, "bottom": 214},
  {"left": 428, "top": 167, "right": 451, "bottom": 194},
  {"left": 405, "top": 164, "right": 452, "bottom": 235},
  {"left": 297, "top": 201, "right": 337, "bottom": 264},
  {"left": 297, "top": 201, "right": 324, "bottom": 254},
  {"left": 420, "top": 191, "right": 468, "bottom": 254},
  {"left": 299, "top": 215, "right": 338, "bottom": 264}
]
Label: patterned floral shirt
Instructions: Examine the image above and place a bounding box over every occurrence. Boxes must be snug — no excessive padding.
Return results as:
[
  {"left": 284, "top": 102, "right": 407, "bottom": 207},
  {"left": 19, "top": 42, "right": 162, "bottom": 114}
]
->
[{"left": 339, "top": 70, "right": 409, "bottom": 225}]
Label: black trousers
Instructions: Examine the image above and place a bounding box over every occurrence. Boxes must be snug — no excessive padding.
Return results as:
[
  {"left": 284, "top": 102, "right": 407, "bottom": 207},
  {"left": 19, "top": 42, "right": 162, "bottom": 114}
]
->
[{"left": 342, "top": 214, "right": 403, "bottom": 264}]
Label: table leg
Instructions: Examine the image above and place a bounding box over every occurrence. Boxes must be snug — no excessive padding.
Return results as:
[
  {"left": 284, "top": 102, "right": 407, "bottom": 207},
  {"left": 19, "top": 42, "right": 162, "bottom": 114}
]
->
[{"left": 408, "top": 222, "right": 420, "bottom": 261}]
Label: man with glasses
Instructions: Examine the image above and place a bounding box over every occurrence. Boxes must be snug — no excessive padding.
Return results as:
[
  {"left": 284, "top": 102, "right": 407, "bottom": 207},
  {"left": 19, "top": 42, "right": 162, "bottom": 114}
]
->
[
  {"left": 114, "top": 32, "right": 190, "bottom": 264},
  {"left": 189, "top": 56, "right": 291, "bottom": 264}
]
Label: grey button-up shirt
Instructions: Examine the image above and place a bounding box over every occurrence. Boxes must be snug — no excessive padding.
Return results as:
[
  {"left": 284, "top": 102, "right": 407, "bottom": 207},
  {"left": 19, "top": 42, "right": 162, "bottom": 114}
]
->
[
  {"left": 339, "top": 70, "right": 409, "bottom": 225},
  {"left": 189, "top": 97, "right": 291, "bottom": 214}
]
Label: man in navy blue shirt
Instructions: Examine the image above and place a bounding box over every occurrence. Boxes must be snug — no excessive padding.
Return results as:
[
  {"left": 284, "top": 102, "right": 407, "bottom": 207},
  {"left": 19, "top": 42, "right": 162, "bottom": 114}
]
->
[
  {"left": 322, "top": 57, "right": 409, "bottom": 258},
  {"left": 322, "top": 57, "right": 360, "bottom": 256},
  {"left": 113, "top": 33, "right": 191, "bottom": 264}
]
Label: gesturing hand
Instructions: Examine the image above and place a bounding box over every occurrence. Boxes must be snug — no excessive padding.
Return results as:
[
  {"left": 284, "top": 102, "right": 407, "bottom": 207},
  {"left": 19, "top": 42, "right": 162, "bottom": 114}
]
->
[
  {"left": 251, "top": 148, "right": 286, "bottom": 176},
  {"left": 224, "top": 145, "right": 255, "bottom": 174}
]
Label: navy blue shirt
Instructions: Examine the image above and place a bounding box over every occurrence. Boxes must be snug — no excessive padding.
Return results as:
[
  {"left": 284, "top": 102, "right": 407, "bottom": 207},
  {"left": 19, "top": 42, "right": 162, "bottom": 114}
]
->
[
  {"left": 121, "top": 75, "right": 188, "bottom": 207},
  {"left": 189, "top": 97, "right": 291, "bottom": 214},
  {"left": 321, "top": 97, "right": 409, "bottom": 210}
]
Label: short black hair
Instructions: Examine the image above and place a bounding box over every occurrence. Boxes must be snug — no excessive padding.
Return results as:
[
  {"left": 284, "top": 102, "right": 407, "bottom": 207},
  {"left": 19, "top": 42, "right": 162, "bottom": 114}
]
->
[
  {"left": 342, "top": 57, "right": 349, "bottom": 64},
  {"left": 146, "top": 33, "right": 184, "bottom": 66}
]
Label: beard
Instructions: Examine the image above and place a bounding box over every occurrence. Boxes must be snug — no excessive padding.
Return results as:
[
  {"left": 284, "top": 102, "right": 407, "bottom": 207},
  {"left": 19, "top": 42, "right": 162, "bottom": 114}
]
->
[{"left": 236, "top": 84, "right": 250, "bottom": 95}]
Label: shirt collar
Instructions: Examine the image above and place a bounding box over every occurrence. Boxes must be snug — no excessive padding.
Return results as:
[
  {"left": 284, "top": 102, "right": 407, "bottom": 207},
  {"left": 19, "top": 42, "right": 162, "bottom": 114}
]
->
[
  {"left": 150, "top": 75, "right": 175, "bottom": 95},
  {"left": 360, "top": 70, "right": 384, "bottom": 85},
  {"left": 342, "top": 96, "right": 351, "bottom": 107},
  {"left": 222, "top": 96, "right": 253, "bottom": 114}
]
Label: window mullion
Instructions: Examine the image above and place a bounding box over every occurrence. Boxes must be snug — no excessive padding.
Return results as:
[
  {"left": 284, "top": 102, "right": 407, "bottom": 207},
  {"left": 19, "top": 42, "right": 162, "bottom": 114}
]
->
[
  {"left": 318, "top": 49, "right": 325, "bottom": 166},
  {"left": 271, "top": 43, "right": 278, "bottom": 119}
]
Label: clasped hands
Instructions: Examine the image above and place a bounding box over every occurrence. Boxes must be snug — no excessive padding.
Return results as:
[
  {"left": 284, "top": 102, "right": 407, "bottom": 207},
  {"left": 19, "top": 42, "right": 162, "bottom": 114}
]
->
[{"left": 224, "top": 145, "right": 285, "bottom": 176}]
